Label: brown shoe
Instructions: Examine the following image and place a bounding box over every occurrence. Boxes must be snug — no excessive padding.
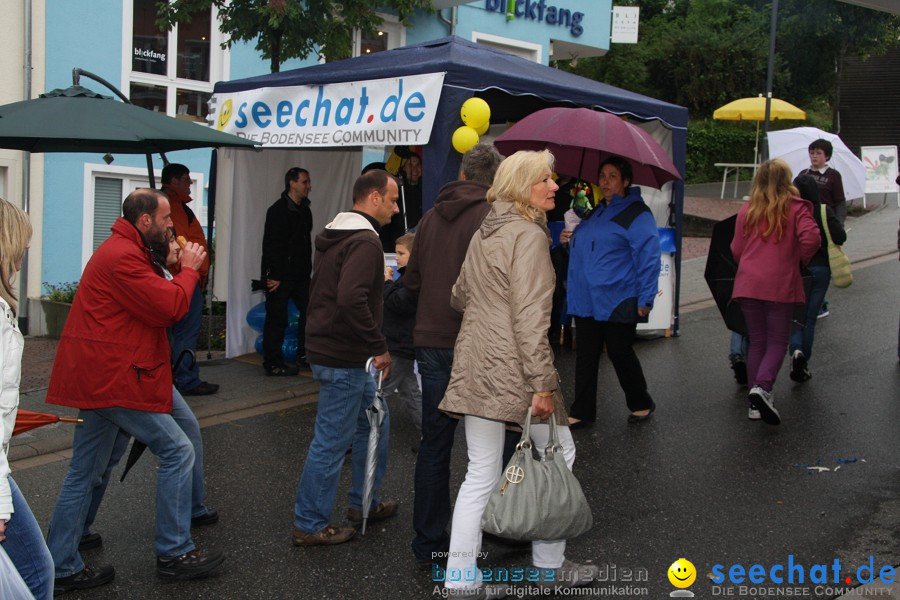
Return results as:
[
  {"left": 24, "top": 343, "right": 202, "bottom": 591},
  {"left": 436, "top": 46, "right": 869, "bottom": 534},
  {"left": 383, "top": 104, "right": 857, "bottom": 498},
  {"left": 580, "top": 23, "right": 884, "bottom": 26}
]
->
[
  {"left": 347, "top": 500, "right": 399, "bottom": 524},
  {"left": 291, "top": 525, "right": 355, "bottom": 546}
]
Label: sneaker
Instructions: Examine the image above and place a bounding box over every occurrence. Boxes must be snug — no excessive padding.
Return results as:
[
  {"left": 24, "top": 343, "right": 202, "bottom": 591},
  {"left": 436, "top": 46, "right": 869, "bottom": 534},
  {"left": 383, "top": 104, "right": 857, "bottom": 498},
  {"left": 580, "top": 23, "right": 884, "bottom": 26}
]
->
[
  {"left": 730, "top": 357, "right": 748, "bottom": 386},
  {"left": 748, "top": 386, "right": 780, "bottom": 425},
  {"left": 78, "top": 532, "right": 102, "bottom": 551},
  {"left": 347, "top": 500, "right": 399, "bottom": 525},
  {"left": 291, "top": 525, "right": 356, "bottom": 546},
  {"left": 182, "top": 381, "right": 219, "bottom": 396},
  {"left": 156, "top": 548, "right": 225, "bottom": 580},
  {"left": 817, "top": 304, "right": 829, "bottom": 319},
  {"left": 54, "top": 564, "right": 115, "bottom": 594},
  {"left": 789, "top": 350, "right": 811, "bottom": 382},
  {"left": 748, "top": 406, "right": 761, "bottom": 420},
  {"left": 191, "top": 508, "right": 219, "bottom": 527},
  {"left": 537, "top": 560, "right": 600, "bottom": 590}
]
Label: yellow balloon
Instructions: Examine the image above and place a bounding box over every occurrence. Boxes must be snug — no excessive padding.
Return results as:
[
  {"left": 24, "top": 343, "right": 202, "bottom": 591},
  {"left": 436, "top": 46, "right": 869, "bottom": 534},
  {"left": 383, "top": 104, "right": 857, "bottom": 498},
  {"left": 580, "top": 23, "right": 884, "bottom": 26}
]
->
[
  {"left": 452, "top": 126, "right": 479, "bottom": 154},
  {"left": 461, "top": 98, "right": 490, "bottom": 129},
  {"left": 475, "top": 119, "right": 490, "bottom": 136}
]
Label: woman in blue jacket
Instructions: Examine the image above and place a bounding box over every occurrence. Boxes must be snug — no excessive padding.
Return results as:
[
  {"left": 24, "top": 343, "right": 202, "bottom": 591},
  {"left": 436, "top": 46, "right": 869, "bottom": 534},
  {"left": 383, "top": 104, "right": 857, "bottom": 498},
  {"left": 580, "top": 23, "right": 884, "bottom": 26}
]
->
[{"left": 564, "top": 156, "right": 661, "bottom": 426}]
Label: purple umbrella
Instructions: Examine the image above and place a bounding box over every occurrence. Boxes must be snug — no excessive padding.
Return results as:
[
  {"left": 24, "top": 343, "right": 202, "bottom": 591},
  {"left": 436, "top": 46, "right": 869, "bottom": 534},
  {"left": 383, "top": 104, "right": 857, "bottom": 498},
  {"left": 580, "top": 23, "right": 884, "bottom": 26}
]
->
[{"left": 494, "top": 107, "right": 681, "bottom": 189}]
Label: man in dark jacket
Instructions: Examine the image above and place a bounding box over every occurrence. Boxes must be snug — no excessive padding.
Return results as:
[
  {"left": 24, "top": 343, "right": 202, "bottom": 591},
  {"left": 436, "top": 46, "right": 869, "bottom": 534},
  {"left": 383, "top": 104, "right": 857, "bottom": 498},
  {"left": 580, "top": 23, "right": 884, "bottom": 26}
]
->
[
  {"left": 291, "top": 169, "right": 399, "bottom": 547},
  {"left": 401, "top": 143, "right": 503, "bottom": 567},
  {"left": 261, "top": 168, "right": 313, "bottom": 375}
]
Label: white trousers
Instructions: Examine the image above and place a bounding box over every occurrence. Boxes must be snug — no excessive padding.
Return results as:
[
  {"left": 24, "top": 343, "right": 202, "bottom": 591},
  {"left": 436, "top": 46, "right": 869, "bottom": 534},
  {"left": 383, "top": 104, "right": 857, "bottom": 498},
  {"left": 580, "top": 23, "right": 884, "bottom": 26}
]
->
[{"left": 444, "top": 415, "right": 576, "bottom": 590}]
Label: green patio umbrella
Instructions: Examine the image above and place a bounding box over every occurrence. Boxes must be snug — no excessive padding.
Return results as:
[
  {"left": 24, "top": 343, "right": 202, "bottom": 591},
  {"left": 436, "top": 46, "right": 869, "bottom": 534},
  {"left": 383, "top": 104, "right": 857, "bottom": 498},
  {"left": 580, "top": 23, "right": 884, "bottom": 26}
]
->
[{"left": 0, "top": 85, "right": 257, "bottom": 154}]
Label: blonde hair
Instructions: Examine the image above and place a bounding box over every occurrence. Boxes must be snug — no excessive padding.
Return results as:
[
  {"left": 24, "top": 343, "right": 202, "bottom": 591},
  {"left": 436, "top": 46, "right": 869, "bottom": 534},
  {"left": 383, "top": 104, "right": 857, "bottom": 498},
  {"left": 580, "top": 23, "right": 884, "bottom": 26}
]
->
[
  {"left": 486, "top": 150, "right": 555, "bottom": 224},
  {"left": 395, "top": 233, "right": 415, "bottom": 251},
  {"left": 743, "top": 159, "right": 798, "bottom": 241},
  {"left": 0, "top": 198, "right": 33, "bottom": 316}
]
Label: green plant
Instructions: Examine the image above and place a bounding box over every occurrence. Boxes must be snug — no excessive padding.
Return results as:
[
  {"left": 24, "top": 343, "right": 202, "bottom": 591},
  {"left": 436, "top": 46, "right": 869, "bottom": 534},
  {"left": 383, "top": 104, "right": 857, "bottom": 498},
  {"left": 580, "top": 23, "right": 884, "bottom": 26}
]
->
[{"left": 43, "top": 281, "right": 79, "bottom": 304}]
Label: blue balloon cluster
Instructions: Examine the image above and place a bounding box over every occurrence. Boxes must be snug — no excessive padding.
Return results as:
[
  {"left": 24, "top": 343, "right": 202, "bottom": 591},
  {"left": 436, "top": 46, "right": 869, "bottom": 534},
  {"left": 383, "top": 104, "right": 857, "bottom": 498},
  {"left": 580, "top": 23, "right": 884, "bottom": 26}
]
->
[{"left": 246, "top": 300, "right": 301, "bottom": 362}]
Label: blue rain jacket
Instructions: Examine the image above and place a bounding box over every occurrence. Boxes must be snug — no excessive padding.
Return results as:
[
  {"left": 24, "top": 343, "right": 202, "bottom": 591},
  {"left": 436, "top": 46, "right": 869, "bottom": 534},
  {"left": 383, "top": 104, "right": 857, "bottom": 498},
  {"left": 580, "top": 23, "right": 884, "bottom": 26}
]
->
[{"left": 566, "top": 187, "right": 661, "bottom": 322}]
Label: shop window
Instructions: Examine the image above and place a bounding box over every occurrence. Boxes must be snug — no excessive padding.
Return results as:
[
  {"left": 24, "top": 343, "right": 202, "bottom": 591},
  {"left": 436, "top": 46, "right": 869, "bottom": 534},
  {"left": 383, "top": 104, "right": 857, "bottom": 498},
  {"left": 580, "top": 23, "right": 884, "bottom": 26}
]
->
[
  {"left": 354, "top": 15, "right": 403, "bottom": 57},
  {"left": 126, "top": 0, "right": 223, "bottom": 123}
]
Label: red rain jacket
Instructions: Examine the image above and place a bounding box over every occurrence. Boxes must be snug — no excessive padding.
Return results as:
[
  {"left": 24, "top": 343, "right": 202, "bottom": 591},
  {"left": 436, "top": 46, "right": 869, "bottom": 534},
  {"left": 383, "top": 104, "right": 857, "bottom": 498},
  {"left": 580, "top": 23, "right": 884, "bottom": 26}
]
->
[{"left": 46, "top": 219, "right": 198, "bottom": 413}]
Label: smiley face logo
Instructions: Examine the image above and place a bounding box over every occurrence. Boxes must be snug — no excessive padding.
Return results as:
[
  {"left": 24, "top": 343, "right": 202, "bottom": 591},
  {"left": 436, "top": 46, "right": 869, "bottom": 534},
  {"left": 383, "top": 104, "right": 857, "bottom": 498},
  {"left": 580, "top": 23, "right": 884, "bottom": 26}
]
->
[
  {"left": 668, "top": 558, "right": 696, "bottom": 588},
  {"left": 216, "top": 99, "right": 233, "bottom": 131}
]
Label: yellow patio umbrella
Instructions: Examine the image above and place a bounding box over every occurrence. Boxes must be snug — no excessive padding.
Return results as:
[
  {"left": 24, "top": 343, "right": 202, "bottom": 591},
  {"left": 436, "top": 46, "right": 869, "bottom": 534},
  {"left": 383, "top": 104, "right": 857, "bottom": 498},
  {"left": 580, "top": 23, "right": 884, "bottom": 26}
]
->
[{"left": 713, "top": 96, "right": 806, "bottom": 165}]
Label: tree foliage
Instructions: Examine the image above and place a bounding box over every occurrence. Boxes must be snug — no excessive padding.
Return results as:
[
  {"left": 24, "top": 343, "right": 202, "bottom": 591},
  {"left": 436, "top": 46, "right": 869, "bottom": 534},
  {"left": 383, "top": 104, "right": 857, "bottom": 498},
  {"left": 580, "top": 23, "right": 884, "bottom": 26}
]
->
[
  {"left": 156, "top": 0, "right": 433, "bottom": 73},
  {"left": 558, "top": 0, "right": 899, "bottom": 122}
]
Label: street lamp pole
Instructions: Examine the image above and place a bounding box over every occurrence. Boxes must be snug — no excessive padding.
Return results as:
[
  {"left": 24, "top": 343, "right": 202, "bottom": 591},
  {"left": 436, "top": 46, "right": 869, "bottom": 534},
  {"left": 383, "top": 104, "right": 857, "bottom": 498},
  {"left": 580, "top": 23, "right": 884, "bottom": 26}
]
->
[{"left": 762, "top": 0, "right": 780, "bottom": 162}]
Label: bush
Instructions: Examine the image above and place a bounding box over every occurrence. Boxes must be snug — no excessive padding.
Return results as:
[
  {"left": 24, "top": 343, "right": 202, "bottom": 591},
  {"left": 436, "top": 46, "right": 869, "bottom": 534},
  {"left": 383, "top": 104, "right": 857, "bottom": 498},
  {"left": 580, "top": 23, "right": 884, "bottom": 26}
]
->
[
  {"left": 686, "top": 120, "right": 759, "bottom": 183},
  {"left": 43, "top": 281, "right": 78, "bottom": 303}
]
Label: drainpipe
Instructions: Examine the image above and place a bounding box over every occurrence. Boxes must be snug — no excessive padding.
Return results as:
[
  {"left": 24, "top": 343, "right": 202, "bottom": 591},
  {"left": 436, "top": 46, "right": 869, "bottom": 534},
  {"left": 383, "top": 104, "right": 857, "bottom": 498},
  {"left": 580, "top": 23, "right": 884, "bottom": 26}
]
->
[
  {"left": 20, "top": 0, "right": 32, "bottom": 334},
  {"left": 437, "top": 7, "right": 457, "bottom": 36}
]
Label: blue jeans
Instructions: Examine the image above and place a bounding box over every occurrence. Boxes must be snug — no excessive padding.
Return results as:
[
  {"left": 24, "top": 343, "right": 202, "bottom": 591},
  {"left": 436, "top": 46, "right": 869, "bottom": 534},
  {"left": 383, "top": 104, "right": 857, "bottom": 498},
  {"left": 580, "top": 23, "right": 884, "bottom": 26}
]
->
[
  {"left": 412, "top": 347, "right": 458, "bottom": 562},
  {"left": 48, "top": 408, "right": 195, "bottom": 577},
  {"left": 3, "top": 476, "right": 54, "bottom": 599},
  {"left": 82, "top": 388, "right": 209, "bottom": 537},
  {"left": 172, "top": 285, "right": 203, "bottom": 393},
  {"left": 729, "top": 331, "right": 748, "bottom": 360},
  {"left": 789, "top": 265, "right": 830, "bottom": 361},
  {"left": 293, "top": 364, "right": 389, "bottom": 533}
]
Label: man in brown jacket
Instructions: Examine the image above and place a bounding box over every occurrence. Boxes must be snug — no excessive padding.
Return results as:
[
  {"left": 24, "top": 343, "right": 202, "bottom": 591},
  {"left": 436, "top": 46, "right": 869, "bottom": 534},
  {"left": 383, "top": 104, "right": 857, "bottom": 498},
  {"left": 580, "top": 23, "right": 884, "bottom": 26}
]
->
[
  {"left": 291, "top": 170, "right": 400, "bottom": 546},
  {"left": 402, "top": 143, "right": 503, "bottom": 567}
]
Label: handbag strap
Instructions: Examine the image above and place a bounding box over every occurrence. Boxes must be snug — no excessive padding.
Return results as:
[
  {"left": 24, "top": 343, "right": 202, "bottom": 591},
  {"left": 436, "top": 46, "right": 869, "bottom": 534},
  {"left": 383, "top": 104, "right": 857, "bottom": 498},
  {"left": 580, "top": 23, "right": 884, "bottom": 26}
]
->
[
  {"left": 820, "top": 204, "right": 837, "bottom": 249},
  {"left": 519, "top": 407, "right": 565, "bottom": 455}
]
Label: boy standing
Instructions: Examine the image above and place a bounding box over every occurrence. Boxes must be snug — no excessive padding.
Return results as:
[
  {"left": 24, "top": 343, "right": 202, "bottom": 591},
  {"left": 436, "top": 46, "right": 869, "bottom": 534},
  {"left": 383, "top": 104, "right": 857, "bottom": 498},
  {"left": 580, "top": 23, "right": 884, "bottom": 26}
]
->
[
  {"left": 799, "top": 139, "right": 847, "bottom": 224},
  {"left": 382, "top": 234, "right": 422, "bottom": 437}
]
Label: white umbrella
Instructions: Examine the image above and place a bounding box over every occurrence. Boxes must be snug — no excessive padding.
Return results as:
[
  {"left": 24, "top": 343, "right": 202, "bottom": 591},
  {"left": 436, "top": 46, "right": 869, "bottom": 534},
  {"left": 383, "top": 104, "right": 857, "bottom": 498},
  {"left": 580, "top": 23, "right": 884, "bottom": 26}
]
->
[{"left": 767, "top": 127, "right": 866, "bottom": 200}]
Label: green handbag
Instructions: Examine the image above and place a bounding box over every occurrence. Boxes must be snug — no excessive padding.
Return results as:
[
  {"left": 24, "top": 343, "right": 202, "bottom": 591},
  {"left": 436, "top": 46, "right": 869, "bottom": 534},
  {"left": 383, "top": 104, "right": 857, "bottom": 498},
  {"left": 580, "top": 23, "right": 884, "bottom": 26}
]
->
[
  {"left": 821, "top": 205, "right": 852, "bottom": 288},
  {"left": 481, "top": 408, "right": 593, "bottom": 541}
]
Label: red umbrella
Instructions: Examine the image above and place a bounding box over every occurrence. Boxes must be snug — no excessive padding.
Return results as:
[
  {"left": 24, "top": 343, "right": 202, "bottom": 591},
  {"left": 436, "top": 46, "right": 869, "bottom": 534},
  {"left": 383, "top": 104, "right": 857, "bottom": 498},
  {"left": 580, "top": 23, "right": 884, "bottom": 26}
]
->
[
  {"left": 493, "top": 107, "right": 681, "bottom": 189},
  {"left": 13, "top": 409, "right": 81, "bottom": 436}
]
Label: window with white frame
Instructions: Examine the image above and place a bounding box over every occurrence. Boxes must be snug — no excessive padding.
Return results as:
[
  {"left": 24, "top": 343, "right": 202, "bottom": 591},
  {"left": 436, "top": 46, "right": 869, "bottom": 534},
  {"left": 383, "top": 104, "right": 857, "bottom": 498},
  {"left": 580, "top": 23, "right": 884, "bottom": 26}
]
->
[
  {"left": 354, "top": 15, "right": 404, "bottom": 57},
  {"left": 126, "top": 0, "right": 227, "bottom": 123}
]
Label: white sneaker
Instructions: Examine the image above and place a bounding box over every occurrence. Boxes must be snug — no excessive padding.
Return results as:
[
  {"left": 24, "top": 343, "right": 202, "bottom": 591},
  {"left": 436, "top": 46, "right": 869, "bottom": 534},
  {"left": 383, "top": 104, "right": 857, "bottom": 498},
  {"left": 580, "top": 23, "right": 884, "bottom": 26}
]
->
[
  {"left": 748, "top": 407, "right": 761, "bottom": 420},
  {"left": 748, "top": 386, "right": 780, "bottom": 425}
]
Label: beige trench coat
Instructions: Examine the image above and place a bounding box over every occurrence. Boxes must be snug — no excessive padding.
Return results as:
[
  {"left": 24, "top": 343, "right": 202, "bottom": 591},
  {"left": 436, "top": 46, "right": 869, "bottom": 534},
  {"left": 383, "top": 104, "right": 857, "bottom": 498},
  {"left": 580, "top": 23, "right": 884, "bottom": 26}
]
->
[{"left": 438, "top": 200, "right": 568, "bottom": 425}]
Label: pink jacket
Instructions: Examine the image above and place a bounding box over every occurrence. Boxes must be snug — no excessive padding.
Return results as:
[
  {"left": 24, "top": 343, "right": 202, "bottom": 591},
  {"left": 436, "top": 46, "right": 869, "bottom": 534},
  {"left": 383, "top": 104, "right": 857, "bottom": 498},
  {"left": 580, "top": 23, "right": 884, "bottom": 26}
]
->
[{"left": 731, "top": 197, "right": 821, "bottom": 303}]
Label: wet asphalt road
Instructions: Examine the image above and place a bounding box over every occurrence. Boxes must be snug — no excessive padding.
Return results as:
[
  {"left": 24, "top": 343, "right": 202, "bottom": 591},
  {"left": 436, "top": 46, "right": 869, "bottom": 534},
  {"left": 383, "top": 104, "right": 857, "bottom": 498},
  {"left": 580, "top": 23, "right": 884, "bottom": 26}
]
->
[{"left": 14, "top": 256, "right": 900, "bottom": 600}]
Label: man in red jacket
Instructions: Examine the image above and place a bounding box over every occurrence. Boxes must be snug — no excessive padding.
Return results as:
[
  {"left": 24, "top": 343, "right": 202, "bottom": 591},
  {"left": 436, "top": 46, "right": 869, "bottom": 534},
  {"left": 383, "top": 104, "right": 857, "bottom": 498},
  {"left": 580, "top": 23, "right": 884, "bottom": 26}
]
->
[
  {"left": 161, "top": 163, "right": 219, "bottom": 396},
  {"left": 45, "top": 189, "right": 224, "bottom": 593}
]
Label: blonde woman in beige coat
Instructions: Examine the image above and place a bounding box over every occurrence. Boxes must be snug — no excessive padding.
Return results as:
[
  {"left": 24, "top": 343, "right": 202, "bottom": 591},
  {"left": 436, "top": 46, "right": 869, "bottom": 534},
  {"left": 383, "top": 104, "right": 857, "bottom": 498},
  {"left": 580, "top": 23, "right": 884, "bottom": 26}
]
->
[{"left": 439, "top": 151, "right": 597, "bottom": 598}]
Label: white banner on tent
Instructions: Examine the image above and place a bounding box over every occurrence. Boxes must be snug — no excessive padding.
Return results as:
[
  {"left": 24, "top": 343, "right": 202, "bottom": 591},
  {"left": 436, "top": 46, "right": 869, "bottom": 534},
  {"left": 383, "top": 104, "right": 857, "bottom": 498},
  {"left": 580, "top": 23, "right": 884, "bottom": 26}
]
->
[{"left": 210, "top": 73, "right": 446, "bottom": 149}]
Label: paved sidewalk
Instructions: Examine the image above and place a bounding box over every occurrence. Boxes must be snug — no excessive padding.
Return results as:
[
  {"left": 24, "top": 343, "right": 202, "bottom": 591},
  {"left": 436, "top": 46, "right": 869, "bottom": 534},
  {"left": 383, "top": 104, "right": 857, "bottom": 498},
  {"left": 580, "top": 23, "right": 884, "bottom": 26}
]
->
[{"left": 12, "top": 196, "right": 898, "bottom": 466}]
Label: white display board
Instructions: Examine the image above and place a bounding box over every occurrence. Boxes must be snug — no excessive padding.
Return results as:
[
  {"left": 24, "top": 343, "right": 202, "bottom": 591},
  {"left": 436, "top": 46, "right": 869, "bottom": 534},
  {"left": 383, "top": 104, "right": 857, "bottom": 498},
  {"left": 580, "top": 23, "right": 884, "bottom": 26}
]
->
[{"left": 861, "top": 145, "right": 899, "bottom": 194}]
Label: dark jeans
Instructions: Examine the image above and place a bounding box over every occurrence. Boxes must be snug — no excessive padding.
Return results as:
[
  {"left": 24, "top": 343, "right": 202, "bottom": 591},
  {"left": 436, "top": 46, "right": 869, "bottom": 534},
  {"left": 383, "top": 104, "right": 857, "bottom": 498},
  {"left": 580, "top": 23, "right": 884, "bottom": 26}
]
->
[
  {"left": 570, "top": 318, "right": 654, "bottom": 421},
  {"left": 412, "top": 347, "right": 457, "bottom": 562},
  {"left": 171, "top": 285, "right": 203, "bottom": 392},
  {"left": 789, "top": 265, "right": 830, "bottom": 361},
  {"left": 263, "top": 278, "right": 309, "bottom": 367}
]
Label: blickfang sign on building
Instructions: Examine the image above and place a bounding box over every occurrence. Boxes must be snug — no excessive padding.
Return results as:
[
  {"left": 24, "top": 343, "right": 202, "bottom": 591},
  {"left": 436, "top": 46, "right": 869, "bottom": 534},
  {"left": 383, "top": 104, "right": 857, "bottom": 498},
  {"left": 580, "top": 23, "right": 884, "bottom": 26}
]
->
[
  {"left": 208, "top": 73, "right": 445, "bottom": 148},
  {"left": 484, "top": 0, "right": 586, "bottom": 37}
]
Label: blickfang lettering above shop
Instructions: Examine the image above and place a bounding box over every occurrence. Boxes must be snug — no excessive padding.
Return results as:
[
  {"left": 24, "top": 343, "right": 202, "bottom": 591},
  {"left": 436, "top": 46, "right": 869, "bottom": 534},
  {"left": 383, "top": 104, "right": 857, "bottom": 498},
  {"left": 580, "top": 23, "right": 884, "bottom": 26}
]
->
[
  {"left": 209, "top": 72, "right": 445, "bottom": 149},
  {"left": 484, "top": 0, "right": 585, "bottom": 37}
]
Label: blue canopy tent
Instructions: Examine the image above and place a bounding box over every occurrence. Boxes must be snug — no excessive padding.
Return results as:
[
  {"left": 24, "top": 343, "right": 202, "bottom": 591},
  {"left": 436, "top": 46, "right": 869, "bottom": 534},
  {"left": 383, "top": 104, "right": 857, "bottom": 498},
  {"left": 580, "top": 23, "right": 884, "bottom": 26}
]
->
[{"left": 212, "top": 37, "right": 688, "bottom": 355}]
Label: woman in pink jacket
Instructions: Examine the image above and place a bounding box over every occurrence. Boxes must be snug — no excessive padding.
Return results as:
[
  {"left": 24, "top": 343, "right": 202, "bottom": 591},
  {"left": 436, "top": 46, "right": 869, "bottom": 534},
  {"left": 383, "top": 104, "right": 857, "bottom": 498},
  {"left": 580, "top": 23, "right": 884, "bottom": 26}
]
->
[{"left": 731, "top": 159, "right": 821, "bottom": 426}]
